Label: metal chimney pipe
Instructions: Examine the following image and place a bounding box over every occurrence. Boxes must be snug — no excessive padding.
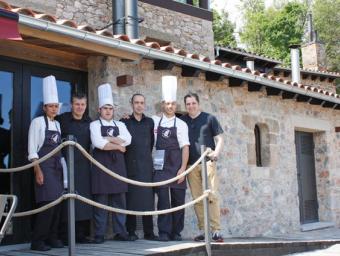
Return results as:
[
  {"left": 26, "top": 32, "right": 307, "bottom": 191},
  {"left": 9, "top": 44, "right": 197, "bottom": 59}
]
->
[
  {"left": 290, "top": 45, "right": 301, "bottom": 84},
  {"left": 125, "top": 0, "right": 139, "bottom": 39},
  {"left": 245, "top": 57, "right": 255, "bottom": 71},
  {"left": 112, "top": 0, "right": 125, "bottom": 35},
  {"left": 307, "top": 12, "right": 313, "bottom": 42}
]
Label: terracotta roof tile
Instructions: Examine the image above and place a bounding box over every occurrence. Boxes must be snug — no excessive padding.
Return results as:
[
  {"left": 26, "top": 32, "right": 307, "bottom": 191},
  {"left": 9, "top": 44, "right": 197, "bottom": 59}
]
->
[
  {"left": 174, "top": 48, "right": 187, "bottom": 56},
  {"left": 0, "top": 0, "right": 11, "bottom": 10},
  {"left": 56, "top": 19, "right": 77, "bottom": 28},
  {"left": 145, "top": 41, "right": 160, "bottom": 49},
  {"left": 1, "top": 0, "right": 338, "bottom": 102}
]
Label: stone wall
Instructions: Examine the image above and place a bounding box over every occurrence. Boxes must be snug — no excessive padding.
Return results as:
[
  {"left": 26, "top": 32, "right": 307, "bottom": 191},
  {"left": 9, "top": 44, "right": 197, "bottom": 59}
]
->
[
  {"left": 87, "top": 56, "right": 340, "bottom": 237},
  {"left": 138, "top": 2, "right": 214, "bottom": 58},
  {"left": 9, "top": 0, "right": 214, "bottom": 58}
]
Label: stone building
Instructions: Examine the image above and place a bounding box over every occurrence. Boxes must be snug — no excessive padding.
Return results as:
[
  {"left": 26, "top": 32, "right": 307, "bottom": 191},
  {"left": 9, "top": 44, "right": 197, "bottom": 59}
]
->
[{"left": 0, "top": 0, "right": 339, "bottom": 245}]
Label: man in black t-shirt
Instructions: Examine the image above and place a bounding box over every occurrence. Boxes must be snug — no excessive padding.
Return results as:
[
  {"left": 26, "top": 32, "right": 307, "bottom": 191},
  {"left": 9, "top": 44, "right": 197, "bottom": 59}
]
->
[{"left": 180, "top": 92, "right": 224, "bottom": 243}]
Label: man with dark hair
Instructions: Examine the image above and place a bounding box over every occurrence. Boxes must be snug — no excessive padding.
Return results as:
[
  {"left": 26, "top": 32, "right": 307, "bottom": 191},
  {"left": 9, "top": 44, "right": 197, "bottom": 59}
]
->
[
  {"left": 121, "top": 93, "right": 156, "bottom": 241},
  {"left": 57, "top": 92, "right": 93, "bottom": 244},
  {"left": 181, "top": 92, "right": 224, "bottom": 243}
]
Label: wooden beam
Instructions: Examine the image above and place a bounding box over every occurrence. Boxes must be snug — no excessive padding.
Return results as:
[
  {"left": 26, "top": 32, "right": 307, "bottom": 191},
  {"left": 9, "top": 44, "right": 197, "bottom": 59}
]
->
[
  {"left": 296, "top": 95, "right": 310, "bottom": 102},
  {"left": 19, "top": 25, "right": 139, "bottom": 61},
  {"left": 247, "top": 82, "right": 263, "bottom": 92},
  {"left": 205, "top": 71, "right": 223, "bottom": 81},
  {"left": 181, "top": 65, "right": 200, "bottom": 77},
  {"left": 0, "top": 40, "right": 88, "bottom": 71},
  {"left": 228, "top": 77, "right": 243, "bottom": 87},
  {"left": 154, "top": 60, "right": 175, "bottom": 70},
  {"left": 265, "top": 87, "right": 282, "bottom": 96},
  {"left": 281, "top": 91, "right": 296, "bottom": 99},
  {"left": 117, "top": 75, "right": 133, "bottom": 87}
]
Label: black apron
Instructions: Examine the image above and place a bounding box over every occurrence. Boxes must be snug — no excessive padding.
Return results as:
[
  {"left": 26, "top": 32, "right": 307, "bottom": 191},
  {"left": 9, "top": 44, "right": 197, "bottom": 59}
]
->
[
  {"left": 58, "top": 112, "right": 92, "bottom": 221},
  {"left": 123, "top": 116, "right": 154, "bottom": 211},
  {"left": 91, "top": 119, "right": 128, "bottom": 194},
  {"left": 154, "top": 117, "right": 186, "bottom": 189},
  {"left": 34, "top": 116, "right": 63, "bottom": 203}
]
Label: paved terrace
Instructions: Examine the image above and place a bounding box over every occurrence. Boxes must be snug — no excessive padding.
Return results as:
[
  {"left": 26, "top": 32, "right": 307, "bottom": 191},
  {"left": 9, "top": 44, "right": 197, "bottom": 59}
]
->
[{"left": 0, "top": 228, "right": 339, "bottom": 256}]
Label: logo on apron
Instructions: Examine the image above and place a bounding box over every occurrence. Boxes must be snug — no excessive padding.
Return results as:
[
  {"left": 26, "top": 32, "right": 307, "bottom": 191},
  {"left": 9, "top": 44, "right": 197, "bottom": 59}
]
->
[
  {"left": 50, "top": 133, "right": 59, "bottom": 144},
  {"left": 161, "top": 128, "right": 171, "bottom": 139},
  {"left": 107, "top": 127, "right": 115, "bottom": 137}
]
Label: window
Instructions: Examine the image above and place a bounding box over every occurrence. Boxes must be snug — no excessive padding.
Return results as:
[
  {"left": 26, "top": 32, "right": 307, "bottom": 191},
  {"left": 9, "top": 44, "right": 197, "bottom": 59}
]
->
[
  {"left": 254, "top": 124, "right": 262, "bottom": 167},
  {"left": 253, "top": 123, "right": 270, "bottom": 167}
]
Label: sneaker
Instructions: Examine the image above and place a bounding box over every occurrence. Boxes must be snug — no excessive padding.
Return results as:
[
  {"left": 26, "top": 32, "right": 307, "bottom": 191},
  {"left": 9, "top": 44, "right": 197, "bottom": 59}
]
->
[
  {"left": 194, "top": 233, "right": 205, "bottom": 242},
  {"left": 211, "top": 231, "right": 224, "bottom": 243}
]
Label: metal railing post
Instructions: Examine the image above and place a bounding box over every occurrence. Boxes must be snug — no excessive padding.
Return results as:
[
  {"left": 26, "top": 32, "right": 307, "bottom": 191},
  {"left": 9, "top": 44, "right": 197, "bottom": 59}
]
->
[
  {"left": 67, "top": 136, "right": 76, "bottom": 256},
  {"left": 201, "top": 145, "right": 211, "bottom": 256}
]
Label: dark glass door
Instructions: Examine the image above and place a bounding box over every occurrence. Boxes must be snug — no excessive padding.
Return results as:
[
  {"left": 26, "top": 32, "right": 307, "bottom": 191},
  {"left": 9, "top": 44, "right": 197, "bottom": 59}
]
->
[{"left": 0, "top": 57, "right": 87, "bottom": 245}]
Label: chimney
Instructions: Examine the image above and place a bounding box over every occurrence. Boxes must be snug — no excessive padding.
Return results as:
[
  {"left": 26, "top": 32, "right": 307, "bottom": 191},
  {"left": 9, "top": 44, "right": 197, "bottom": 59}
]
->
[
  {"left": 125, "top": 0, "right": 139, "bottom": 39},
  {"left": 112, "top": 0, "right": 125, "bottom": 35},
  {"left": 244, "top": 57, "right": 255, "bottom": 71},
  {"left": 307, "top": 12, "right": 314, "bottom": 42},
  {"left": 290, "top": 45, "right": 301, "bottom": 84}
]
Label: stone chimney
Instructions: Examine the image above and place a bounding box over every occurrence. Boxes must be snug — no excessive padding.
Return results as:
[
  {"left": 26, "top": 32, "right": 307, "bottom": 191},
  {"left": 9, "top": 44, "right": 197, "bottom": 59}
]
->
[{"left": 301, "top": 12, "right": 327, "bottom": 71}]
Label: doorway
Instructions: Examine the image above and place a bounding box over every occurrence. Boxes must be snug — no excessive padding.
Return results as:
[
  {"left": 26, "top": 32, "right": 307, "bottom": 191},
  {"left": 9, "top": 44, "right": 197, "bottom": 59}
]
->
[
  {"left": 295, "top": 131, "right": 319, "bottom": 224},
  {"left": 0, "top": 57, "right": 87, "bottom": 244}
]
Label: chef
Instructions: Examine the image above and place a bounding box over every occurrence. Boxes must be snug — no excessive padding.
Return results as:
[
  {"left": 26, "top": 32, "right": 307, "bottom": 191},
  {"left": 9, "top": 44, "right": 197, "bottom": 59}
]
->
[
  {"left": 90, "top": 83, "right": 131, "bottom": 244},
  {"left": 152, "top": 76, "right": 189, "bottom": 242},
  {"left": 28, "top": 75, "right": 64, "bottom": 251},
  {"left": 121, "top": 93, "right": 156, "bottom": 241},
  {"left": 56, "top": 92, "right": 92, "bottom": 244}
]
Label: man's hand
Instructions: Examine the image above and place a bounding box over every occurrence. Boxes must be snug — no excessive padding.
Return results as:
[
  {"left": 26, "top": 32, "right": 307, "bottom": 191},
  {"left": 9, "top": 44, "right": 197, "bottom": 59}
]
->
[
  {"left": 34, "top": 164, "right": 44, "bottom": 185},
  {"left": 117, "top": 145, "right": 126, "bottom": 153},
  {"left": 208, "top": 150, "right": 219, "bottom": 161},
  {"left": 176, "top": 167, "right": 186, "bottom": 184},
  {"left": 121, "top": 113, "right": 130, "bottom": 119}
]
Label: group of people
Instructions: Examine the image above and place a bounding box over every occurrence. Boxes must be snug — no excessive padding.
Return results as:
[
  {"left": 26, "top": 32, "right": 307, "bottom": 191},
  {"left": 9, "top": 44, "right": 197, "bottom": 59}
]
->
[{"left": 28, "top": 75, "right": 224, "bottom": 251}]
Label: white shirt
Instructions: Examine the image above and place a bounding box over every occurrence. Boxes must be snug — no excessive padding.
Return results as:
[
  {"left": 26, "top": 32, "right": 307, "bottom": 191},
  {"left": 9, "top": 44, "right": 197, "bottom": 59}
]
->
[
  {"left": 90, "top": 118, "right": 132, "bottom": 150},
  {"left": 152, "top": 114, "right": 190, "bottom": 148},
  {"left": 28, "top": 116, "right": 61, "bottom": 161}
]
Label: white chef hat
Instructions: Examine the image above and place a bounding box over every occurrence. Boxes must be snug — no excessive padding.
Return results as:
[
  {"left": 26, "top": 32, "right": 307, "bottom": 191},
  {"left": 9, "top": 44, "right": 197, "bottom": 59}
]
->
[
  {"left": 98, "top": 83, "right": 114, "bottom": 108},
  {"left": 162, "top": 75, "right": 177, "bottom": 102},
  {"left": 43, "top": 75, "right": 59, "bottom": 104}
]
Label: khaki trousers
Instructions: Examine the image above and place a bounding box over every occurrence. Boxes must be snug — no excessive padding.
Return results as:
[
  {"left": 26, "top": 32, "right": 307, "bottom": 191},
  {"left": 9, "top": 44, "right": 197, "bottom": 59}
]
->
[{"left": 188, "top": 161, "right": 221, "bottom": 232}]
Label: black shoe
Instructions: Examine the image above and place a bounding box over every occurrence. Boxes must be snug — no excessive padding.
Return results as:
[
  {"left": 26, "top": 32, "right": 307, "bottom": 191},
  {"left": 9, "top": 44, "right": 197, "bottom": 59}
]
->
[
  {"left": 144, "top": 233, "right": 158, "bottom": 241},
  {"left": 76, "top": 237, "right": 93, "bottom": 244},
  {"left": 94, "top": 235, "right": 105, "bottom": 244},
  {"left": 127, "top": 232, "right": 138, "bottom": 241},
  {"left": 194, "top": 234, "right": 205, "bottom": 242},
  {"left": 46, "top": 239, "right": 64, "bottom": 248},
  {"left": 156, "top": 233, "right": 170, "bottom": 242},
  {"left": 114, "top": 233, "right": 128, "bottom": 241},
  {"left": 171, "top": 234, "right": 182, "bottom": 241},
  {"left": 31, "top": 241, "right": 51, "bottom": 251}
]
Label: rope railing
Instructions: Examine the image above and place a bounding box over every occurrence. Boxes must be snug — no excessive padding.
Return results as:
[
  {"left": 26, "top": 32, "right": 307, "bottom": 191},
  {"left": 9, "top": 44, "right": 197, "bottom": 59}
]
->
[
  {"left": 0, "top": 140, "right": 212, "bottom": 256},
  {"left": 5, "top": 190, "right": 210, "bottom": 217},
  {"left": 0, "top": 141, "right": 211, "bottom": 188}
]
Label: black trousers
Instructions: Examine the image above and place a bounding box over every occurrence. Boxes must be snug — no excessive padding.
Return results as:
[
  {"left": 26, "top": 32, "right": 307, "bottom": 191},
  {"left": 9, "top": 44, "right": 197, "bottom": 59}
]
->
[
  {"left": 32, "top": 202, "right": 61, "bottom": 243},
  {"left": 59, "top": 201, "right": 91, "bottom": 242},
  {"left": 156, "top": 187, "right": 185, "bottom": 236},
  {"left": 126, "top": 215, "right": 154, "bottom": 235}
]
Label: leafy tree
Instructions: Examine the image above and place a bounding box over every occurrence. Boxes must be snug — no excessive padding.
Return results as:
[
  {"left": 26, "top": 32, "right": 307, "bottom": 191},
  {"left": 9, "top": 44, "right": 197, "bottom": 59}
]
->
[
  {"left": 240, "top": 1, "right": 307, "bottom": 65},
  {"left": 212, "top": 9, "right": 237, "bottom": 47},
  {"left": 313, "top": 0, "right": 340, "bottom": 71}
]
